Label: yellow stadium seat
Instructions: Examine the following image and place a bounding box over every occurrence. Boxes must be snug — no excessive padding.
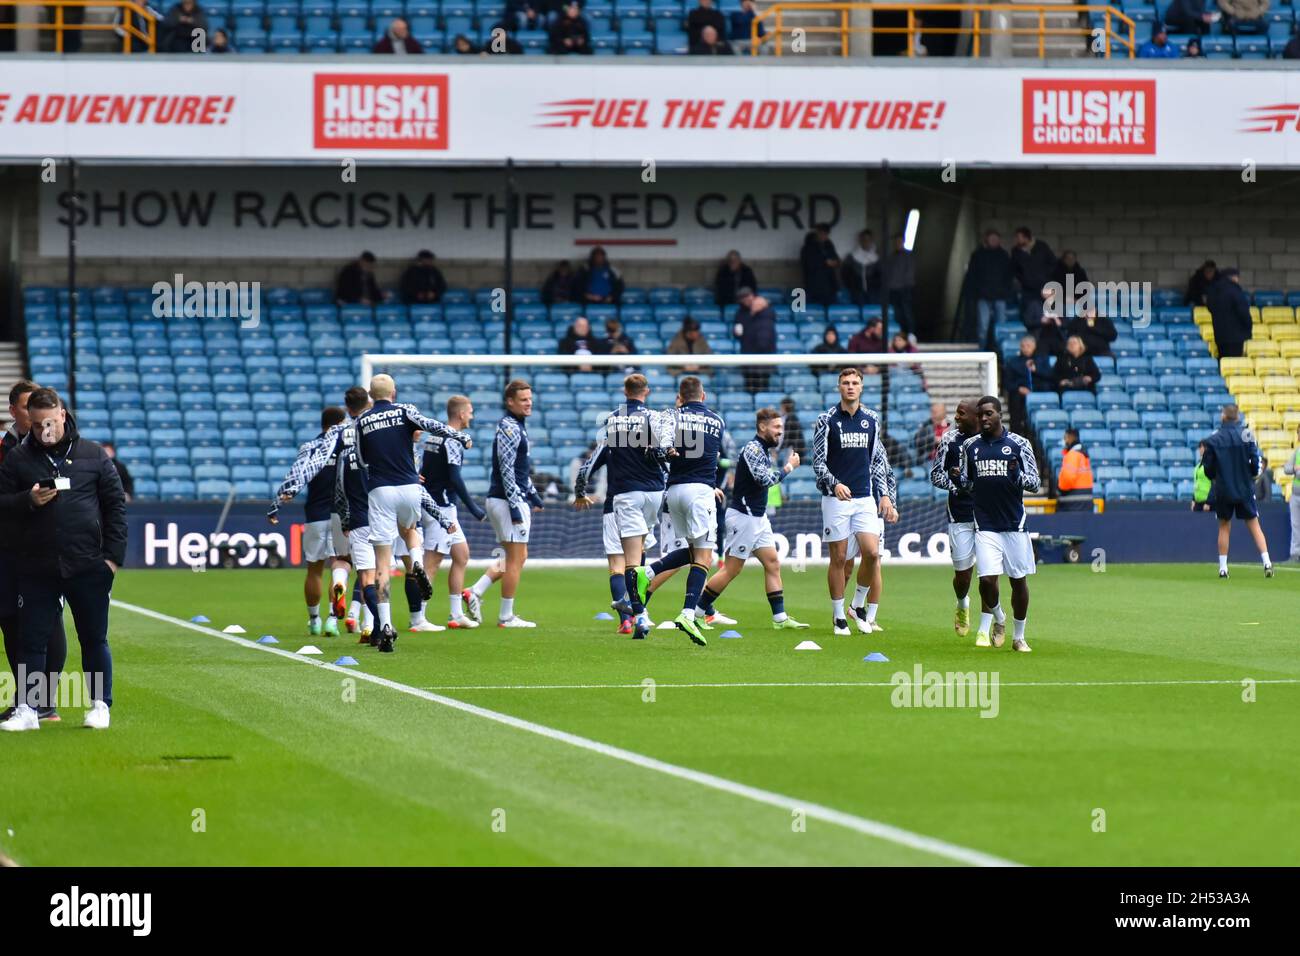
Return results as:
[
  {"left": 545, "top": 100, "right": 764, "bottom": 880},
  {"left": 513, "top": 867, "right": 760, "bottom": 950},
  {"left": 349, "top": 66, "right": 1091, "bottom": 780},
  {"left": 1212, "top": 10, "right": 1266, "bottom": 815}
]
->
[
  {"left": 1250, "top": 306, "right": 1261, "bottom": 323},
  {"left": 1194, "top": 306, "right": 1211, "bottom": 324},
  {"left": 1259, "top": 428, "right": 1290, "bottom": 447},
  {"left": 1271, "top": 325, "right": 1300, "bottom": 342},
  {"left": 1261, "top": 306, "right": 1296, "bottom": 323},
  {"left": 1272, "top": 393, "right": 1300, "bottom": 411},
  {"left": 1225, "top": 374, "right": 1263, "bottom": 394},
  {"left": 1251, "top": 357, "right": 1289, "bottom": 375},
  {"left": 1238, "top": 394, "right": 1274, "bottom": 412},
  {"left": 1220, "top": 357, "right": 1254, "bottom": 377},
  {"left": 1282, "top": 410, "right": 1300, "bottom": 430},
  {"left": 1262, "top": 375, "right": 1298, "bottom": 394},
  {"left": 1279, "top": 342, "right": 1300, "bottom": 359},
  {"left": 1288, "top": 355, "right": 1300, "bottom": 375},
  {"left": 1249, "top": 410, "right": 1282, "bottom": 431},
  {"left": 1246, "top": 339, "right": 1280, "bottom": 357}
]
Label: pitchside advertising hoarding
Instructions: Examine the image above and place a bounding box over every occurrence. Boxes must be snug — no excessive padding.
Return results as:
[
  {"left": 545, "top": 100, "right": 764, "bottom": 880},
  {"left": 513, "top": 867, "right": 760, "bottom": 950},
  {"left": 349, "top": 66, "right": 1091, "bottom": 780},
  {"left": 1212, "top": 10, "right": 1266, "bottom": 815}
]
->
[{"left": 2, "top": 59, "right": 1300, "bottom": 166}]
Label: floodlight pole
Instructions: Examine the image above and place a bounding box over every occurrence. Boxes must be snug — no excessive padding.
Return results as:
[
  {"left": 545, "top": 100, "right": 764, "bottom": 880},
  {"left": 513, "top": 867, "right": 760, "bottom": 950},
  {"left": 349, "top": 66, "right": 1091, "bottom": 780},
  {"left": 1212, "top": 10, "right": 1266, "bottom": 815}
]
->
[
  {"left": 878, "top": 159, "right": 891, "bottom": 434},
  {"left": 503, "top": 157, "right": 516, "bottom": 382},
  {"left": 66, "top": 157, "right": 77, "bottom": 415}
]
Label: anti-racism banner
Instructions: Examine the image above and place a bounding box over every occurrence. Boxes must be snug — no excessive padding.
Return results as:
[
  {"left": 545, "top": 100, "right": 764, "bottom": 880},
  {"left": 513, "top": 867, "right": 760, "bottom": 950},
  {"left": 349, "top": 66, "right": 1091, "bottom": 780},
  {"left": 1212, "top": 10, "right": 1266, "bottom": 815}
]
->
[
  {"left": 2, "top": 59, "right": 1300, "bottom": 167},
  {"left": 37, "top": 166, "right": 865, "bottom": 260}
]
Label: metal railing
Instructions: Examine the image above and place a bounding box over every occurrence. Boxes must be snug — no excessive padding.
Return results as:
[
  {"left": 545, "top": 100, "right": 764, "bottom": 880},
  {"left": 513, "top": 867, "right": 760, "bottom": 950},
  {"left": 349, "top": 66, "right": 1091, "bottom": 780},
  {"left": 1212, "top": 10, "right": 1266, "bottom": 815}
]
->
[
  {"left": 752, "top": 3, "right": 1137, "bottom": 59},
  {"left": 0, "top": 1, "right": 157, "bottom": 53}
]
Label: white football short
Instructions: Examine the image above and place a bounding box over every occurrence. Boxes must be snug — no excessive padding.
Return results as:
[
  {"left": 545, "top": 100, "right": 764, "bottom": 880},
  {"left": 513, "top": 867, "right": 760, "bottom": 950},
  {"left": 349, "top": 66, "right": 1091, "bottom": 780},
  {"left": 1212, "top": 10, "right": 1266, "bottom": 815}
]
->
[
  {"left": 822, "top": 495, "right": 879, "bottom": 544},
  {"left": 975, "top": 530, "right": 1036, "bottom": 579},
  {"left": 348, "top": 526, "right": 376, "bottom": 572},
  {"left": 486, "top": 496, "right": 530, "bottom": 544},
  {"left": 367, "top": 484, "right": 423, "bottom": 544},
  {"left": 666, "top": 483, "right": 717, "bottom": 549},
  {"left": 948, "top": 521, "right": 977, "bottom": 572},
  {"left": 613, "top": 489, "right": 663, "bottom": 541},
  {"left": 303, "top": 516, "right": 348, "bottom": 562},
  {"left": 602, "top": 511, "right": 622, "bottom": 557},
  {"left": 722, "top": 509, "right": 774, "bottom": 560},
  {"left": 658, "top": 509, "right": 684, "bottom": 558},
  {"left": 422, "top": 504, "right": 466, "bottom": 555}
]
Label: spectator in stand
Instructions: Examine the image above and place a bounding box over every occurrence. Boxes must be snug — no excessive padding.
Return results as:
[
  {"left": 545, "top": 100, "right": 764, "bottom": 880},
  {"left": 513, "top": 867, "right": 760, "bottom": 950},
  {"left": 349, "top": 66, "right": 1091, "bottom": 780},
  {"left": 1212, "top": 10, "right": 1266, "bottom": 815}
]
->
[
  {"left": 913, "top": 401, "right": 949, "bottom": 468},
  {"left": 778, "top": 396, "right": 807, "bottom": 459},
  {"left": 1218, "top": 0, "right": 1267, "bottom": 35},
  {"left": 102, "top": 442, "right": 134, "bottom": 503},
  {"left": 1005, "top": 333, "right": 1051, "bottom": 433},
  {"left": 688, "top": 0, "right": 728, "bottom": 45},
  {"left": 399, "top": 250, "right": 447, "bottom": 305},
  {"left": 1011, "top": 226, "right": 1057, "bottom": 329},
  {"left": 335, "top": 251, "right": 382, "bottom": 305},
  {"left": 1065, "top": 305, "right": 1117, "bottom": 358},
  {"left": 451, "top": 33, "right": 481, "bottom": 54},
  {"left": 1164, "top": 0, "right": 1216, "bottom": 34},
  {"left": 848, "top": 317, "right": 885, "bottom": 354},
  {"left": 549, "top": 1, "right": 592, "bottom": 54},
  {"left": 965, "top": 229, "right": 1014, "bottom": 349},
  {"left": 1138, "top": 24, "right": 1181, "bottom": 57},
  {"left": 574, "top": 246, "right": 623, "bottom": 304},
  {"left": 800, "top": 224, "right": 840, "bottom": 307},
  {"left": 1051, "top": 249, "right": 1089, "bottom": 305},
  {"left": 1185, "top": 259, "right": 1218, "bottom": 306},
  {"left": 729, "top": 0, "right": 766, "bottom": 50},
  {"left": 690, "top": 23, "right": 734, "bottom": 54},
  {"left": 603, "top": 317, "right": 637, "bottom": 355},
  {"left": 1285, "top": 32, "right": 1300, "bottom": 59},
  {"left": 558, "top": 316, "right": 603, "bottom": 372},
  {"left": 881, "top": 233, "right": 916, "bottom": 343},
  {"left": 508, "top": 0, "right": 545, "bottom": 32},
  {"left": 714, "top": 249, "right": 758, "bottom": 307},
  {"left": 841, "top": 229, "right": 880, "bottom": 306},
  {"left": 209, "top": 28, "right": 234, "bottom": 52},
  {"left": 160, "top": 0, "right": 209, "bottom": 53},
  {"left": 374, "top": 18, "right": 424, "bottom": 52},
  {"left": 1033, "top": 295, "right": 1068, "bottom": 358},
  {"left": 813, "top": 325, "right": 848, "bottom": 356},
  {"left": 1056, "top": 428, "right": 1094, "bottom": 511},
  {"left": 733, "top": 288, "right": 777, "bottom": 393},
  {"left": 542, "top": 260, "right": 579, "bottom": 305},
  {"left": 1053, "top": 335, "right": 1102, "bottom": 394},
  {"left": 1207, "top": 266, "right": 1252, "bottom": 359},
  {"left": 1183, "top": 36, "right": 1204, "bottom": 56},
  {"left": 667, "top": 316, "right": 713, "bottom": 375}
]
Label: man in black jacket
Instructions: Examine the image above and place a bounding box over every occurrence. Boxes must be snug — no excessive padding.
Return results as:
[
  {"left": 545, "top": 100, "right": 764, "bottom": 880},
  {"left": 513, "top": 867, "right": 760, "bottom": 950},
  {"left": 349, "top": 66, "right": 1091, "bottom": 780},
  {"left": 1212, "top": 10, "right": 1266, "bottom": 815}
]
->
[
  {"left": 1207, "top": 267, "right": 1252, "bottom": 360},
  {"left": 734, "top": 287, "right": 777, "bottom": 394},
  {"left": 0, "top": 388, "right": 126, "bottom": 732},
  {"left": 965, "top": 229, "right": 1013, "bottom": 348},
  {"left": 1011, "top": 226, "right": 1057, "bottom": 330},
  {"left": 399, "top": 250, "right": 447, "bottom": 305},
  {"left": 714, "top": 250, "right": 758, "bottom": 307},
  {"left": 336, "top": 251, "right": 383, "bottom": 305},
  {"left": 800, "top": 224, "right": 840, "bottom": 307}
]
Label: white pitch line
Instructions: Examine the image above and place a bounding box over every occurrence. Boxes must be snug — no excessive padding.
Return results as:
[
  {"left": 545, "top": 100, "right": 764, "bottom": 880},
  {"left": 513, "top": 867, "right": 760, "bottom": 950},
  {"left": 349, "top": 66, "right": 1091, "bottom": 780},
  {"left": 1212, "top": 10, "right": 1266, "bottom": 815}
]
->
[
  {"left": 111, "top": 599, "right": 1019, "bottom": 868},
  {"left": 423, "top": 678, "right": 1300, "bottom": 691}
]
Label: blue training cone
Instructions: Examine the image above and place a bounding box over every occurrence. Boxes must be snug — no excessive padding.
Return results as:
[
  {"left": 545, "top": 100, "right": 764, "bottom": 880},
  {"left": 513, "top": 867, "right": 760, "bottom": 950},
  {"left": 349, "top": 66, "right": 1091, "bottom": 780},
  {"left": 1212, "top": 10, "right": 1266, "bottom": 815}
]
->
[
  {"left": 256, "top": 635, "right": 279, "bottom": 645},
  {"left": 333, "top": 656, "right": 359, "bottom": 666},
  {"left": 719, "top": 629, "right": 743, "bottom": 639},
  {"left": 190, "top": 614, "right": 210, "bottom": 624},
  {"left": 863, "top": 652, "right": 890, "bottom": 663},
  {"left": 594, "top": 611, "right": 615, "bottom": 621}
]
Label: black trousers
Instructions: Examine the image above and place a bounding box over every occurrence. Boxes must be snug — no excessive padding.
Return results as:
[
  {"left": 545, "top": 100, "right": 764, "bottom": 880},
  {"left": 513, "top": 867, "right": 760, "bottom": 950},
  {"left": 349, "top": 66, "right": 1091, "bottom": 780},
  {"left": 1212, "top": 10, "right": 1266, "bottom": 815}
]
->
[
  {"left": 17, "top": 563, "right": 114, "bottom": 710},
  {"left": 1, "top": 555, "right": 68, "bottom": 709}
]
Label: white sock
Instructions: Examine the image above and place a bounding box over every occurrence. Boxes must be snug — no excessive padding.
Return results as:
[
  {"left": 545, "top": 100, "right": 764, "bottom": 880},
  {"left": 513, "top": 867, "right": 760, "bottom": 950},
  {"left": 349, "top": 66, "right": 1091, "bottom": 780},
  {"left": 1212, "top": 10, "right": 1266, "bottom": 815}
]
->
[
  {"left": 992, "top": 605, "right": 1006, "bottom": 624},
  {"left": 378, "top": 602, "right": 391, "bottom": 630},
  {"left": 852, "top": 585, "right": 869, "bottom": 609},
  {"left": 500, "top": 596, "right": 515, "bottom": 620},
  {"left": 957, "top": 595, "right": 969, "bottom": 609},
  {"left": 1219, "top": 554, "right": 1229, "bottom": 572},
  {"left": 979, "top": 611, "right": 993, "bottom": 634},
  {"left": 362, "top": 606, "right": 374, "bottom": 630},
  {"left": 773, "top": 611, "right": 788, "bottom": 623},
  {"left": 1014, "top": 617, "right": 1027, "bottom": 641},
  {"left": 832, "top": 598, "right": 845, "bottom": 620},
  {"left": 866, "top": 603, "right": 878, "bottom": 624},
  {"left": 331, "top": 567, "right": 348, "bottom": 590},
  {"left": 308, "top": 603, "right": 320, "bottom": 621},
  {"left": 472, "top": 575, "right": 494, "bottom": 598},
  {"left": 450, "top": 592, "right": 463, "bottom": 618},
  {"left": 410, "top": 604, "right": 425, "bottom": 625},
  {"left": 682, "top": 606, "right": 695, "bottom": 620},
  {"left": 1261, "top": 551, "right": 1271, "bottom": 567},
  {"left": 349, "top": 600, "right": 361, "bottom": 620}
]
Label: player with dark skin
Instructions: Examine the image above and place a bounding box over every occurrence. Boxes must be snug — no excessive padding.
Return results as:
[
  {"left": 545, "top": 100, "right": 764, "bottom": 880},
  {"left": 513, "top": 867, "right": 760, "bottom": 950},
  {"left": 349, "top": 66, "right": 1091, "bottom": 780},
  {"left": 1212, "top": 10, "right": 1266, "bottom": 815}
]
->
[
  {"left": 948, "top": 399, "right": 981, "bottom": 607},
  {"left": 951, "top": 399, "right": 1029, "bottom": 627}
]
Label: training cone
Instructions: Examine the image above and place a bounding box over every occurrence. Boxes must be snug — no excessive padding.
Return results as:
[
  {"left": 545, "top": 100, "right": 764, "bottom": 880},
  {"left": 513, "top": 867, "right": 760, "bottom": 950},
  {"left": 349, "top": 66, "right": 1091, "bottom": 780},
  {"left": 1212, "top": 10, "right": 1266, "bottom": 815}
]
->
[
  {"left": 863, "top": 652, "right": 890, "bottom": 663},
  {"left": 594, "top": 611, "right": 614, "bottom": 621},
  {"left": 223, "top": 624, "right": 246, "bottom": 634},
  {"left": 190, "top": 614, "right": 210, "bottom": 624},
  {"left": 656, "top": 620, "right": 676, "bottom": 630},
  {"left": 296, "top": 645, "right": 323, "bottom": 655},
  {"left": 794, "top": 640, "right": 822, "bottom": 651},
  {"left": 719, "top": 629, "right": 742, "bottom": 639},
  {"left": 333, "top": 656, "right": 359, "bottom": 666},
  {"left": 256, "top": 635, "right": 279, "bottom": 645}
]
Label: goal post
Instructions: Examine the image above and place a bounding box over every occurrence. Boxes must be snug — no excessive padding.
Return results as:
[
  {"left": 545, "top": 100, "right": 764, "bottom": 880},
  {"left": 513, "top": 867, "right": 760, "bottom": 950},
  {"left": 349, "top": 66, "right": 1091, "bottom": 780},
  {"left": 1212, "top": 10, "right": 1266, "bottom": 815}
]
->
[{"left": 359, "top": 351, "right": 999, "bottom": 568}]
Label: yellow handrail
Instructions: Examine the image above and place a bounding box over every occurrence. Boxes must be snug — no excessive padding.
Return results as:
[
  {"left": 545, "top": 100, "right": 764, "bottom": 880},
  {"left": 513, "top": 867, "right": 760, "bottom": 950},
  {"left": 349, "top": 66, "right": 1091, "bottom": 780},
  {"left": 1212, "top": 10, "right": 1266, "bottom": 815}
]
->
[
  {"left": 752, "top": 3, "right": 1137, "bottom": 59},
  {"left": 0, "top": 0, "right": 157, "bottom": 53}
]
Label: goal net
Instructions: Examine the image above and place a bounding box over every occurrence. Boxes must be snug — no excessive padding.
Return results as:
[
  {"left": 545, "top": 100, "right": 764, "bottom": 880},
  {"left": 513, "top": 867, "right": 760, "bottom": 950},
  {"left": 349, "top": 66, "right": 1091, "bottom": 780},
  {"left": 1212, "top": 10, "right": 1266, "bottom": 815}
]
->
[{"left": 361, "top": 351, "right": 998, "bottom": 567}]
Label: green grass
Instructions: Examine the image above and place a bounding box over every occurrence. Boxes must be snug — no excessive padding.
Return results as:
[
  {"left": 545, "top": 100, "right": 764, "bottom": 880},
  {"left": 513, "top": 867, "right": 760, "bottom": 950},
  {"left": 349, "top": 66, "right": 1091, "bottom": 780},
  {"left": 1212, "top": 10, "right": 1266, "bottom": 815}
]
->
[{"left": 1, "top": 562, "right": 1297, "bottom": 866}]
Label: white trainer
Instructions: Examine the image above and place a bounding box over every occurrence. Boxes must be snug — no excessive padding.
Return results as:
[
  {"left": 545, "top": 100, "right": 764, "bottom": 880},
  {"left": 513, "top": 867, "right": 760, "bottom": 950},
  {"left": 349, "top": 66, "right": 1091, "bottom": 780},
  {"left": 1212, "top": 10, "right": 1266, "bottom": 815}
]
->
[
  {"left": 447, "top": 615, "right": 480, "bottom": 629},
  {"left": 462, "top": 588, "right": 483, "bottom": 624},
  {"left": 832, "top": 618, "right": 851, "bottom": 636},
  {"left": 408, "top": 621, "right": 446, "bottom": 632},
  {"left": 850, "top": 606, "right": 872, "bottom": 634},
  {"left": 0, "top": 704, "right": 39, "bottom": 732},
  {"left": 497, "top": 615, "right": 537, "bottom": 628},
  {"left": 83, "top": 700, "right": 111, "bottom": 730},
  {"left": 1012, "top": 638, "right": 1033, "bottom": 653},
  {"left": 706, "top": 611, "right": 738, "bottom": 626}
]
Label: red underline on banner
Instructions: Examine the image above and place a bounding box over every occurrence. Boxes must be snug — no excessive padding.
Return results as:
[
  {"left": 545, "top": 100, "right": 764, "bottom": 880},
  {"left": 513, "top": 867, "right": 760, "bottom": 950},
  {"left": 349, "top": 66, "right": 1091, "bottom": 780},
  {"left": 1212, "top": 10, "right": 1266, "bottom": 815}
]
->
[{"left": 574, "top": 239, "right": 679, "bottom": 247}]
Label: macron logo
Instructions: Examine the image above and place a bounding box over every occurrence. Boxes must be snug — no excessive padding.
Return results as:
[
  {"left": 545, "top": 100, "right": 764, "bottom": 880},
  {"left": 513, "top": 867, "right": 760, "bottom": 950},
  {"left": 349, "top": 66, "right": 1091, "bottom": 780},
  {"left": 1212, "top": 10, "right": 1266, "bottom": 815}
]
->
[
  {"left": 1022, "top": 79, "right": 1155, "bottom": 155},
  {"left": 314, "top": 73, "right": 449, "bottom": 150},
  {"left": 50, "top": 886, "right": 152, "bottom": 937}
]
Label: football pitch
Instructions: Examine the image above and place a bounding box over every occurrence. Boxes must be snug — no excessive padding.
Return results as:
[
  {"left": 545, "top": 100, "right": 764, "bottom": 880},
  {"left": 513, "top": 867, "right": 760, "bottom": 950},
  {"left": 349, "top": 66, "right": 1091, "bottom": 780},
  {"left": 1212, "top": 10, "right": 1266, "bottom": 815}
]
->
[{"left": 2, "top": 562, "right": 1297, "bottom": 867}]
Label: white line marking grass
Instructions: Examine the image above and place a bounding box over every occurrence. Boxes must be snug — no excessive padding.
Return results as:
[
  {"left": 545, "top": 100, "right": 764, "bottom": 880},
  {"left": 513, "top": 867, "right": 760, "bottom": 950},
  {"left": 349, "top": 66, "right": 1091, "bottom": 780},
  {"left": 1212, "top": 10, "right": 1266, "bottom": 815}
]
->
[
  {"left": 112, "top": 599, "right": 1019, "bottom": 868},
  {"left": 424, "top": 679, "right": 1300, "bottom": 691}
]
